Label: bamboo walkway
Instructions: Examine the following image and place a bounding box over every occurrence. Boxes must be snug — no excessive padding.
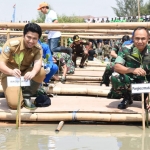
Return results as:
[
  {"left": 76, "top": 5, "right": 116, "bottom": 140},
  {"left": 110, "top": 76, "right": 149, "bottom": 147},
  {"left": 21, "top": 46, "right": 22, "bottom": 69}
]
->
[{"left": 0, "top": 61, "right": 147, "bottom": 123}]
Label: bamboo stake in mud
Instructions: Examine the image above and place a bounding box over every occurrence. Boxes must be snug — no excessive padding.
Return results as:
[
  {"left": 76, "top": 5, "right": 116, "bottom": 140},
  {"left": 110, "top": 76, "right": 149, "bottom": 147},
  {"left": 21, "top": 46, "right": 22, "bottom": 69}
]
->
[
  {"left": 55, "top": 121, "right": 64, "bottom": 132},
  {"left": 142, "top": 93, "right": 145, "bottom": 130}
]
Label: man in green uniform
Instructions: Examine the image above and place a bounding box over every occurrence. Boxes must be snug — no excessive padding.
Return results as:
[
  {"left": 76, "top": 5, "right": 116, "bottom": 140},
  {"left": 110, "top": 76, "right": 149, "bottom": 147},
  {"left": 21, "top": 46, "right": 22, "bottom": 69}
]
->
[
  {"left": 110, "top": 27, "right": 150, "bottom": 109},
  {"left": 70, "top": 35, "right": 90, "bottom": 68},
  {"left": 100, "top": 36, "right": 130, "bottom": 86},
  {"left": 102, "top": 39, "right": 111, "bottom": 59},
  {"left": 0, "top": 23, "right": 46, "bottom": 110}
]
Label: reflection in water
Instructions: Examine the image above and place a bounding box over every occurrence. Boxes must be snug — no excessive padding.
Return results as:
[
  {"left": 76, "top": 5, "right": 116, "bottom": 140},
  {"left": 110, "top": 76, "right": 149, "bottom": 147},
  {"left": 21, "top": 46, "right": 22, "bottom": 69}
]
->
[{"left": 0, "top": 124, "right": 149, "bottom": 150}]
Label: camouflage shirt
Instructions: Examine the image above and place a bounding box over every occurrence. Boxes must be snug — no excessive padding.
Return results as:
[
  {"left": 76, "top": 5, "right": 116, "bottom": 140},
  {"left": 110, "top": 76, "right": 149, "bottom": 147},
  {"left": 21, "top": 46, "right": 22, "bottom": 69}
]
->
[
  {"left": 111, "top": 41, "right": 122, "bottom": 62},
  {"left": 115, "top": 44, "right": 150, "bottom": 81},
  {"left": 53, "top": 52, "right": 75, "bottom": 74}
]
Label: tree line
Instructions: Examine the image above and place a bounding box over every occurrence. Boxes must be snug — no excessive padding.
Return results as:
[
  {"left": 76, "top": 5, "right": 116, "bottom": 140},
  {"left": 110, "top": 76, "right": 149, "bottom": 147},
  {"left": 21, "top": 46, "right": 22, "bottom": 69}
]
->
[{"left": 32, "top": 0, "right": 150, "bottom": 23}]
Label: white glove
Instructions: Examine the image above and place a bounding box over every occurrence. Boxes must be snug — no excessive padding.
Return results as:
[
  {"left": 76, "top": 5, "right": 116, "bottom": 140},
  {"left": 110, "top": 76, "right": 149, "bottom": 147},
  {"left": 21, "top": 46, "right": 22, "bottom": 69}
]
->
[{"left": 45, "top": 67, "right": 50, "bottom": 74}]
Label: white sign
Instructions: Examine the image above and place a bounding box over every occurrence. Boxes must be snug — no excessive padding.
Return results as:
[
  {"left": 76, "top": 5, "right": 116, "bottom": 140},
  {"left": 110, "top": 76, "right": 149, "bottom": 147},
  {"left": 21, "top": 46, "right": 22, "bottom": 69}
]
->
[
  {"left": 7, "top": 76, "right": 30, "bottom": 87},
  {"left": 131, "top": 83, "right": 150, "bottom": 94}
]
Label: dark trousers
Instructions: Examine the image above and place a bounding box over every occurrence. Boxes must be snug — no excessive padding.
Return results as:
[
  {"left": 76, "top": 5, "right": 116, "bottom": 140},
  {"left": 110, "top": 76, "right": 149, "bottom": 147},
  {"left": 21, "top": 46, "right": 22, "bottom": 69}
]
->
[{"left": 72, "top": 53, "right": 88, "bottom": 66}]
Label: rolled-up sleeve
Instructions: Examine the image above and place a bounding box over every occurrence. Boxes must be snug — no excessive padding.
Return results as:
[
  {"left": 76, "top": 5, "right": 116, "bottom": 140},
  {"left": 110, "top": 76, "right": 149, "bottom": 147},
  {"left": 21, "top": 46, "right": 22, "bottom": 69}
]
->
[
  {"left": 115, "top": 47, "right": 126, "bottom": 65},
  {"left": 115, "top": 56, "right": 125, "bottom": 65}
]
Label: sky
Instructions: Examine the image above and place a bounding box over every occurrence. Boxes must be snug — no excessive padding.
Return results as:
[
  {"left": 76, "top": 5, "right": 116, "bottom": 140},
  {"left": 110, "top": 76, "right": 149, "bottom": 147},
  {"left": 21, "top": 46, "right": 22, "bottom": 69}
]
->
[{"left": 0, "top": 0, "right": 148, "bottom": 22}]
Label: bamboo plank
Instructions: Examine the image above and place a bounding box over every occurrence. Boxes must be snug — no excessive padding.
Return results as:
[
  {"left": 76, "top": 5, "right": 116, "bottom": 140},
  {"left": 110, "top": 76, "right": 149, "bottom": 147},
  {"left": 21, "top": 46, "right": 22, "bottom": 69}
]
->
[{"left": 0, "top": 23, "right": 150, "bottom": 29}]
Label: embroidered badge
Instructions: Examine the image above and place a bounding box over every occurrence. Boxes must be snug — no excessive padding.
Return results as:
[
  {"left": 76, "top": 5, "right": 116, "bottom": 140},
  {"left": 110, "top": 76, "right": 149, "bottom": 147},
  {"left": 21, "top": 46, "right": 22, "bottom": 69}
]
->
[{"left": 4, "top": 46, "right": 10, "bottom": 53}]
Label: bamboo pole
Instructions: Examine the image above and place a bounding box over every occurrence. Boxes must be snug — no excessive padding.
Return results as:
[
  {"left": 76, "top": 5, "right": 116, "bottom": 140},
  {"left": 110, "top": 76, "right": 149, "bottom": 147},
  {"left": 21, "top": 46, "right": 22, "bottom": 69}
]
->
[
  {"left": 0, "top": 29, "right": 133, "bottom": 35},
  {"left": 62, "top": 35, "right": 128, "bottom": 39},
  {"left": 142, "top": 93, "right": 145, "bottom": 130},
  {"left": 0, "top": 33, "right": 129, "bottom": 39},
  {"left": 53, "top": 29, "right": 134, "bottom": 34},
  {"left": 142, "top": 130, "right": 145, "bottom": 150},
  {"left": 0, "top": 22, "right": 150, "bottom": 29},
  {"left": 61, "top": 37, "right": 63, "bottom": 46},
  {"left": 0, "top": 32, "right": 128, "bottom": 39},
  {"left": 61, "top": 76, "right": 102, "bottom": 81},
  {"left": 75, "top": 67, "right": 106, "bottom": 71},
  {"left": 0, "top": 112, "right": 147, "bottom": 122},
  {"left": 64, "top": 37, "right": 67, "bottom": 47},
  {"left": 49, "top": 86, "right": 109, "bottom": 96},
  {"left": 6, "top": 29, "right": 10, "bottom": 40},
  {"left": 61, "top": 32, "right": 127, "bottom": 35}
]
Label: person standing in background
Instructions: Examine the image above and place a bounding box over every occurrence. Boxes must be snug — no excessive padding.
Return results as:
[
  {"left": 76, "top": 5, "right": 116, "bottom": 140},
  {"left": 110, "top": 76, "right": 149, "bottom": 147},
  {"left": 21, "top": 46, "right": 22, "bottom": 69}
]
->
[
  {"left": 37, "top": 2, "right": 72, "bottom": 55},
  {"left": 37, "top": 2, "right": 61, "bottom": 53}
]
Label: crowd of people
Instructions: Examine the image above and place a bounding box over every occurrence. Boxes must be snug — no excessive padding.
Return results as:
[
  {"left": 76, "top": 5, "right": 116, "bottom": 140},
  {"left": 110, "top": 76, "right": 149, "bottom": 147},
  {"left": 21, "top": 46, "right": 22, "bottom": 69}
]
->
[
  {"left": 85, "top": 15, "right": 150, "bottom": 23},
  {"left": 0, "top": 2, "right": 150, "bottom": 113}
]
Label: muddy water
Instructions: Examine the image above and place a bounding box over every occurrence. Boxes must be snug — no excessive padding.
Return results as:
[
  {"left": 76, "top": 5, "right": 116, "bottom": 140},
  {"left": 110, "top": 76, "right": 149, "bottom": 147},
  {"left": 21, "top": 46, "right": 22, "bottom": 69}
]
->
[{"left": 0, "top": 123, "right": 150, "bottom": 150}]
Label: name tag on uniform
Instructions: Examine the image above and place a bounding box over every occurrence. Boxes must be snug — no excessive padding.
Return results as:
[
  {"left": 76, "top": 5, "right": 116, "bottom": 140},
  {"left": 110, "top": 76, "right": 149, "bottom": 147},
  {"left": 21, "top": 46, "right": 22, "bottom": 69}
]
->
[{"left": 7, "top": 76, "right": 30, "bottom": 87}]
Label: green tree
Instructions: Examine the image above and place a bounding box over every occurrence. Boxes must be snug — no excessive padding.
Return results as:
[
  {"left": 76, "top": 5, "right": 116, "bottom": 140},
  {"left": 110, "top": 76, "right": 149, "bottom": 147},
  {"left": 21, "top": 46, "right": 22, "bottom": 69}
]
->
[
  {"left": 32, "top": 4, "right": 52, "bottom": 23},
  {"left": 32, "top": 2, "right": 84, "bottom": 23},
  {"left": 112, "top": 0, "right": 145, "bottom": 17},
  {"left": 58, "top": 14, "right": 84, "bottom": 23},
  {"left": 141, "top": 0, "right": 150, "bottom": 15},
  {"left": 35, "top": 12, "right": 46, "bottom": 23}
]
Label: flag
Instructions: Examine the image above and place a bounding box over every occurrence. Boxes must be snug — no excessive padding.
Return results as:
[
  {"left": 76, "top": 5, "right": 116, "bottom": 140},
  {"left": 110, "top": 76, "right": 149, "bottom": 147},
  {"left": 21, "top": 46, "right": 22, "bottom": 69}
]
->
[{"left": 12, "top": 4, "right": 16, "bottom": 22}]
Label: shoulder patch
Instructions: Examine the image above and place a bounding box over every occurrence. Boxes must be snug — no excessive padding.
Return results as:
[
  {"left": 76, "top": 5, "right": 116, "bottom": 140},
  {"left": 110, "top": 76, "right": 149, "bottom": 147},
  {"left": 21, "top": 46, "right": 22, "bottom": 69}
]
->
[
  {"left": 4, "top": 46, "right": 10, "bottom": 53},
  {"left": 9, "top": 40, "right": 20, "bottom": 46}
]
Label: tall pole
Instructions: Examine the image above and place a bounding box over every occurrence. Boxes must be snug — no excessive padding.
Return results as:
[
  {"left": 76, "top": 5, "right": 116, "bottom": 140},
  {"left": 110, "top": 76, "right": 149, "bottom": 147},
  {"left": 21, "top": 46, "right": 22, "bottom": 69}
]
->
[{"left": 137, "top": 0, "right": 141, "bottom": 22}]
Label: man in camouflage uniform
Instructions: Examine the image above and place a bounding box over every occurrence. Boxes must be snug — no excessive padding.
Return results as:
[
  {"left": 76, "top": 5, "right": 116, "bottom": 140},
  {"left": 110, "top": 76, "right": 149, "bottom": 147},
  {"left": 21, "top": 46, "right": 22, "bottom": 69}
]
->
[
  {"left": 100, "top": 36, "right": 130, "bottom": 87},
  {"left": 102, "top": 39, "right": 111, "bottom": 59},
  {"left": 70, "top": 35, "right": 90, "bottom": 68},
  {"left": 53, "top": 52, "right": 75, "bottom": 83},
  {"left": 110, "top": 27, "right": 150, "bottom": 109}
]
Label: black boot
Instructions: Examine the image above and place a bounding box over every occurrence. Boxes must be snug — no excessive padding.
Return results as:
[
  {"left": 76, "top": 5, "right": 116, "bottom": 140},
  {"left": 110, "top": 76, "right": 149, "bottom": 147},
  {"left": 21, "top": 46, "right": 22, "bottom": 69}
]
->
[
  {"left": 100, "top": 81, "right": 109, "bottom": 86},
  {"left": 100, "top": 67, "right": 112, "bottom": 87},
  {"left": 23, "top": 91, "right": 36, "bottom": 110},
  {"left": 118, "top": 98, "right": 133, "bottom": 109},
  {"left": 118, "top": 91, "right": 133, "bottom": 109}
]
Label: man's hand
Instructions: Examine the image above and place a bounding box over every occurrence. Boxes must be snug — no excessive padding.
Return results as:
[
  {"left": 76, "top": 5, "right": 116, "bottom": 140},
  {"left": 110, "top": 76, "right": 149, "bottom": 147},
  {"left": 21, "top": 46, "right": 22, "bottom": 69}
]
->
[
  {"left": 53, "top": 57, "right": 57, "bottom": 63},
  {"left": 11, "top": 69, "right": 21, "bottom": 78},
  {"left": 24, "top": 71, "right": 36, "bottom": 80},
  {"left": 132, "top": 68, "right": 146, "bottom": 76}
]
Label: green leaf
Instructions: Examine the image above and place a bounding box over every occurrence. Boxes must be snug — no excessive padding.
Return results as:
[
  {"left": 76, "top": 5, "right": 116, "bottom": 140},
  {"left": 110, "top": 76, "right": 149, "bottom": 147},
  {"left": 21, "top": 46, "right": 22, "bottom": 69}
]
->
[
  {"left": 14, "top": 54, "right": 20, "bottom": 65},
  {"left": 57, "top": 52, "right": 61, "bottom": 58},
  {"left": 46, "top": 54, "right": 50, "bottom": 62},
  {"left": 19, "top": 52, "right": 24, "bottom": 63}
]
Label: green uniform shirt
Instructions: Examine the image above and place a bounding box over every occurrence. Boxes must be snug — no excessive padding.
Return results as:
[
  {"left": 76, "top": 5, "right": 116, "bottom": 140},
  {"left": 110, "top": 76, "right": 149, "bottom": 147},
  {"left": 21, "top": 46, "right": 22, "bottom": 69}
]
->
[
  {"left": 115, "top": 44, "right": 150, "bottom": 81},
  {"left": 111, "top": 41, "right": 122, "bottom": 62}
]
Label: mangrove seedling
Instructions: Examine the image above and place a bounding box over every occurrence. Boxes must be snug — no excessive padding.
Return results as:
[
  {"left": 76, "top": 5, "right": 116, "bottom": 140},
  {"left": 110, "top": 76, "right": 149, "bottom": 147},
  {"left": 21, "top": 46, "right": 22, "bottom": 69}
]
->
[{"left": 14, "top": 52, "right": 24, "bottom": 129}]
